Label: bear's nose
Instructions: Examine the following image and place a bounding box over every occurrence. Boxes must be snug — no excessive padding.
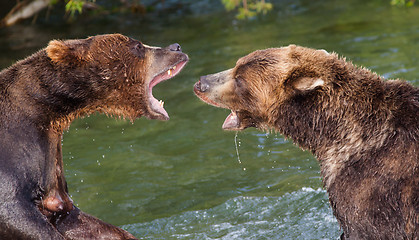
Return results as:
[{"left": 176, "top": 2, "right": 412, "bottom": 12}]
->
[
  {"left": 199, "top": 76, "right": 210, "bottom": 92},
  {"left": 168, "top": 43, "right": 182, "bottom": 52}
]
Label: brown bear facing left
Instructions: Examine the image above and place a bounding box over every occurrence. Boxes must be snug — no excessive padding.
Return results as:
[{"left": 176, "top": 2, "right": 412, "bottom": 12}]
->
[
  {"left": 0, "top": 34, "right": 188, "bottom": 240},
  {"left": 194, "top": 45, "right": 418, "bottom": 239}
]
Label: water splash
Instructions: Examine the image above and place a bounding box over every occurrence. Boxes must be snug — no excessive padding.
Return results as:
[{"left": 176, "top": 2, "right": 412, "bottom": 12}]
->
[{"left": 122, "top": 187, "right": 340, "bottom": 239}]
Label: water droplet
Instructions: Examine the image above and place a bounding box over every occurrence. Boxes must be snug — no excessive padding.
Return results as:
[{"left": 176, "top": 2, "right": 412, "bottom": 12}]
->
[{"left": 234, "top": 132, "right": 242, "bottom": 165}]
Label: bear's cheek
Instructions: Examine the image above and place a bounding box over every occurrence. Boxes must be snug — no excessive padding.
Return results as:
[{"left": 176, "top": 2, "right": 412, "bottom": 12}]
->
[{"left": 204, "top": 81, "right": 235, "bottom": 108}]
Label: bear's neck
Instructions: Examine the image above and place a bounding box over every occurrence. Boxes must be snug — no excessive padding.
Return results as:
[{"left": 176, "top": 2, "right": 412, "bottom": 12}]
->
[
  {"left": 0, "top": 50, "right": 105, "bottom": 132},
  {"left": 275, "top": 64, "right": 415, "bottom": 189}
]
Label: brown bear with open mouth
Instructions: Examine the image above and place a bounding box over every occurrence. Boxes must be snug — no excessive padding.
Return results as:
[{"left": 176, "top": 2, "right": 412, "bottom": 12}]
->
[
  {"left": 194, "top": 45, "right": 419, "bottom": 239},
  {"left": 0, "top": 34, "right": 188, "bottom": 239}
]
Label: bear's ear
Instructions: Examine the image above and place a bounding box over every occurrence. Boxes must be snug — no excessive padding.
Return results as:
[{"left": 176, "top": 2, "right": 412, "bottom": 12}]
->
[
  {"left": 291, "top": 77, "right": 324, "bottom": 91},
  {"left": 46, "top": 40, "right": 89, "bottom": 65}
]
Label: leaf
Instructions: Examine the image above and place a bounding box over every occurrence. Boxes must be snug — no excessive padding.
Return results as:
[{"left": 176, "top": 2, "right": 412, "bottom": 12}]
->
[
  {"left": 390, "top": 0, "right": 415, "bottom": 6},
  {"left": 236, "top": 7, "right": 256, "bottom": 19},
  {"left": 65, "top": 0, "right": 85, "bottom": 16},
  {"left": 406, "top": 0, "right": 415, "bottom": 7},
  {"left": 222, "top": 0, "right": 240, "bottom": 11},
  {"left": 250, "top": 1, "right": 273, "bottom": 14},
  {"left": 222, "top": 0, "right": 273, "bottom": 19}
]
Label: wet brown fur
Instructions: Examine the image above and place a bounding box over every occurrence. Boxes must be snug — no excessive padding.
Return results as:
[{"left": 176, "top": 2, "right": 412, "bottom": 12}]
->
[
  {"left": 0, "top": 34, "right": 187, "bottom": 239},
  {"left": 194, "top": 45, "right": 419, "bottom": 239}
]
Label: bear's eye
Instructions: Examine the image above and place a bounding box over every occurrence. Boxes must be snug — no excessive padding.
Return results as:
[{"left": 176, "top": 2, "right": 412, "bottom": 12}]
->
[
  {"left": 135, "top": 43, "right": 144, "bottom": 50},
  {"left": 133, "top": 43, "right": 145, "bottom": 58},
  {"left": 235, "top": 76, "right": 251, "bottom": 97},
  {"left": 235, "top": 77, "right": 244, "bottom": 88}
]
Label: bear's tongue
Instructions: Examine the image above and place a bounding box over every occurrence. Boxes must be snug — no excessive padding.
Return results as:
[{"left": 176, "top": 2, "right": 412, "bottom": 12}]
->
[
  {"left": 149, "top": 92, "right": 168, "bottom": 119},
  {"left": 149, "top": 73, "right": 169, "bottom": 120},
  {"left": 222, "top": 111, "right": 240, "bottom": 130}
]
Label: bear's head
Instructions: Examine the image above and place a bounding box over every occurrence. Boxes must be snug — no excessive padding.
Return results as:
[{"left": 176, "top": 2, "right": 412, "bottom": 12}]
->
[
  {"left": 194, "top": 45, "right": 335, "bottom": 131},
  {"left": 46, "top": 34, "right": 188, "bottom": 122}
]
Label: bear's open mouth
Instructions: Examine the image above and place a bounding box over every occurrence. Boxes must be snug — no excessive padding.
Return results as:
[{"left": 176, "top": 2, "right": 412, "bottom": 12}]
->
[
  {"left": 193, "top": 81, "right": 243, "bottom": 130},
  {"left": 222, "top": 110, "right": 241, "bottom": 130},
  {"left": 148, "top": 60, "right": 188, "bottom": 120}
]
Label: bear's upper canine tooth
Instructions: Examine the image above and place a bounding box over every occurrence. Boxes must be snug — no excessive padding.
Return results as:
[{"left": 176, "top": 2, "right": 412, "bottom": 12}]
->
[
  {"left": 167, "top": 69, "right": 172, "bottom": 76},
  {"left": 173, "top": 66, "right": 176, "bottom": 70}
]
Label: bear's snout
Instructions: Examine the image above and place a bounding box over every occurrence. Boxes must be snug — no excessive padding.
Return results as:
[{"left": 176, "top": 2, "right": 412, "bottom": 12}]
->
[
  {"left": 196, "top": 69, "right": 233, "bottom": 92},
  {"left": 196, "top": 76, "right": 210, "bottom": 92},
  {"left": 194, "top": 70, "right": 236, "bottom": 110}
]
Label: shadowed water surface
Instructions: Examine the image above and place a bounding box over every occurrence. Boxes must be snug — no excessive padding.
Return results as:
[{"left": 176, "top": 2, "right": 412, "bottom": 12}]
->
[{"left": 0, "top": 0, "right": 418, "bottom": 239}]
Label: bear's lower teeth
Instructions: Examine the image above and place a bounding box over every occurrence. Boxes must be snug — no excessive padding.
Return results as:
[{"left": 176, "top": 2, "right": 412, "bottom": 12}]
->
[{"left": 167, "top": 66, "right": 177, "bottom": 77}]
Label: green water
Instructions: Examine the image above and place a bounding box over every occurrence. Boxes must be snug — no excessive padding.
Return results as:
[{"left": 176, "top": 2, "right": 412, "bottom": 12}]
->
[{"left": 1, "top": 0, "right": 419, "bottom": 239}]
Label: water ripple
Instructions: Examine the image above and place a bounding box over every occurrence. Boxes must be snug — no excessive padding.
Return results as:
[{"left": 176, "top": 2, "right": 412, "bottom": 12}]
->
[{"left": 123, "top": 187, "right": 341, "bottom": 239}]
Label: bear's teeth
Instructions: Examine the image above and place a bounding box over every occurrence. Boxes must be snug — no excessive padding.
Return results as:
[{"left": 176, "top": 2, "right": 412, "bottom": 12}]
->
[
  {"left": 159, "top": 100, "right": 164, "bottom": 107},
  {"left": 167, "top": 69, "right": 172, "bottom": 76},
  {"left": 173, "top": 65, "right": 176, "bottom": 70}
]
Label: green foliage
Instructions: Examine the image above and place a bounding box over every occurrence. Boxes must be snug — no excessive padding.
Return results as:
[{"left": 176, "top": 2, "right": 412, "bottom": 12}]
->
[
  {"left": 221, "top": 0, "right": 416, "bottom": 20},
  {"left": 252, "top": 0, "right": 273, "bottom": 14},
  {"left": 65, "top": 0, "right": 95, "bottom": 17},
  {"left": 221, "top": 0, "right": 239, "bottom": 11},
  {"left": 390, "top": 0, "right": 416, "bottom": 7},
  {"left": 221, "top": 0, "right": 273, "bottom": 19},
  {"left": 19, "top": 0, "right": 417, "bottom": 24},
  {"left": 54, "top": 0, "right": 417, "bottom": 23}
]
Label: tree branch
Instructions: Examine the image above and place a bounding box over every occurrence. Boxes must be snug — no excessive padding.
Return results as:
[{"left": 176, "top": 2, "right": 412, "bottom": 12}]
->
[{"left": 1, "top": 0, "right": 50, "bottom": 27}]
